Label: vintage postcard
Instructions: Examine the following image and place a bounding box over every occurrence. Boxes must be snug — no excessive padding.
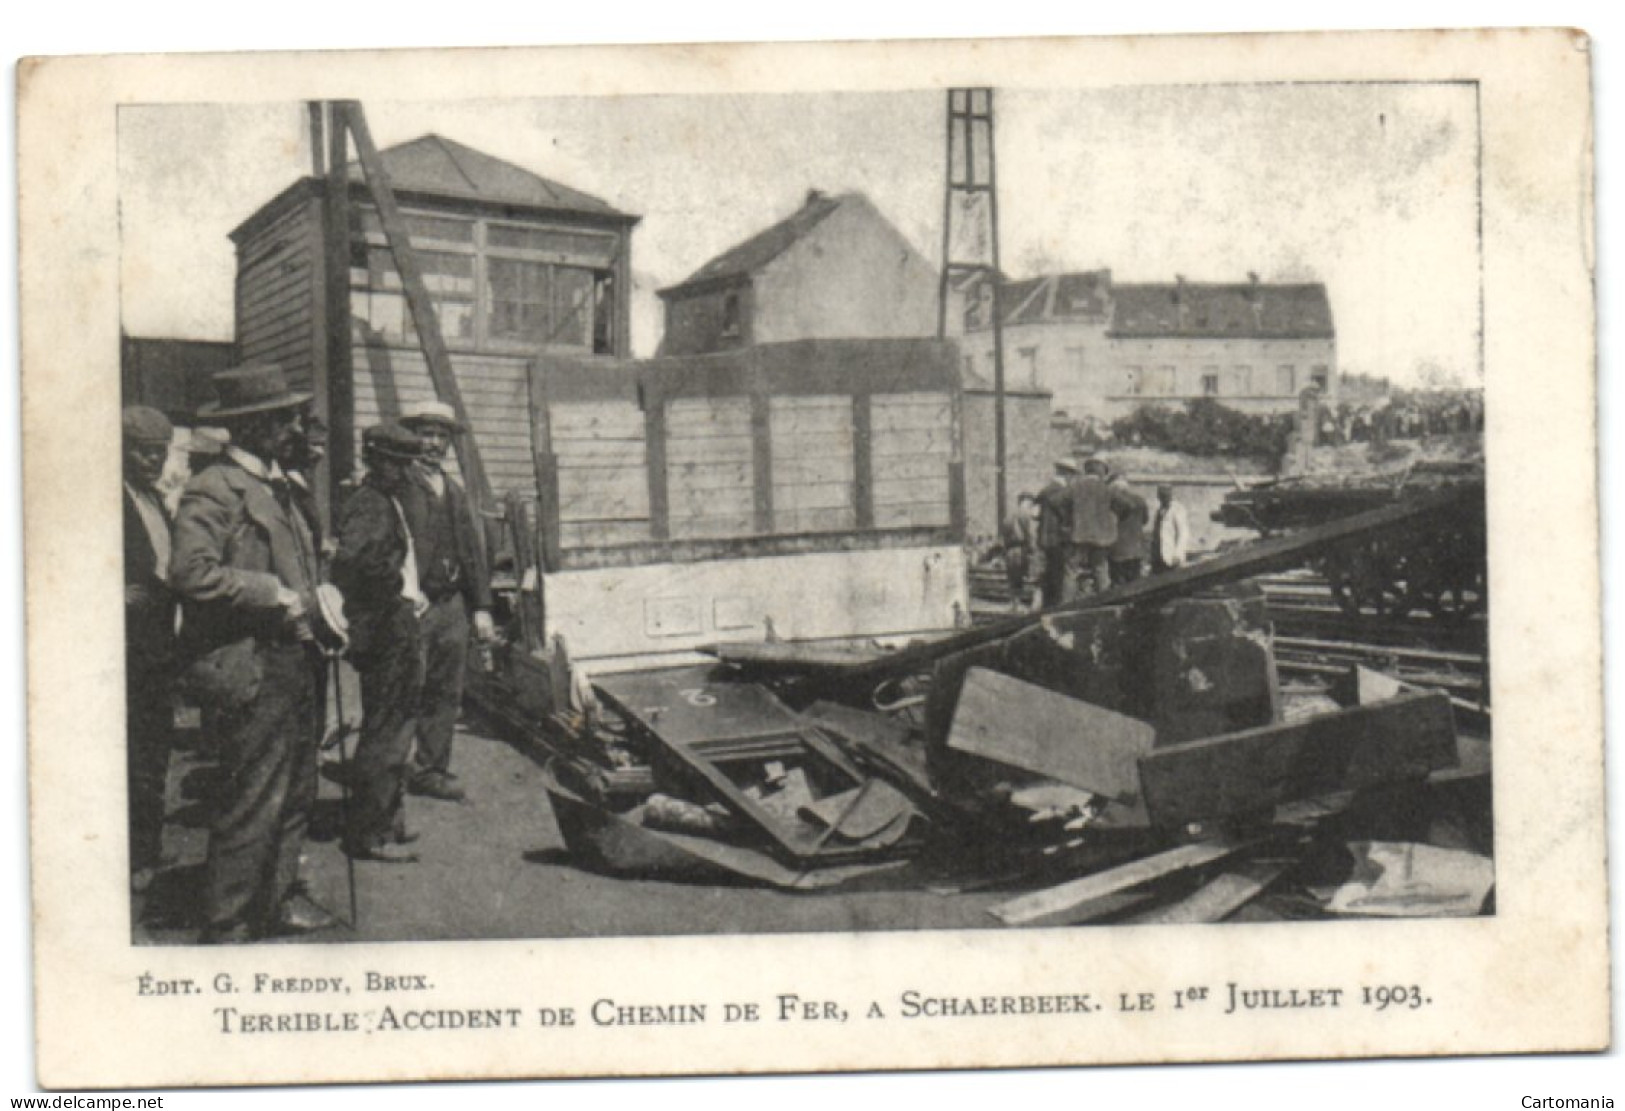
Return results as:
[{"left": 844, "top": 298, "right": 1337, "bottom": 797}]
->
[{"left": 18, "top": 28, "right": 1604, "bottom": 1089}]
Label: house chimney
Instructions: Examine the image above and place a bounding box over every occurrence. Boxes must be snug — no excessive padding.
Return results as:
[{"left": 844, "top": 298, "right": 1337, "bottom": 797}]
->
[
  {"left": 805, "top": 189, "right": 827, "bottom": 208},
  {"left": 1174, "top": 275, "right": 1188, "bottom": 330}
]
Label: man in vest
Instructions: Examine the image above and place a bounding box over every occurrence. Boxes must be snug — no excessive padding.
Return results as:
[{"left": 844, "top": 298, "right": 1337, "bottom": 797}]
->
[
  {"left": 170, "top": 364, "right": 336, "bottom": 942},
  {"left": 330, "top": 423, "right": 427, "bottom": 863},
  {"left": 123, "top": 405, "right": 177, "bottom": 894},
  {"left": 398, "top": 401, "right": 494, "bottom": 803}
]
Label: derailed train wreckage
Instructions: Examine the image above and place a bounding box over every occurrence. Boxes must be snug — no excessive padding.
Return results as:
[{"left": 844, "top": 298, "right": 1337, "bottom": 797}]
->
[{"left": 461, "top": 338, "right": 1493, "bottom": 923}]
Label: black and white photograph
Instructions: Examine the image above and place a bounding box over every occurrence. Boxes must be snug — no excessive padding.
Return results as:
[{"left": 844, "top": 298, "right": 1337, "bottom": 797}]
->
[{"left": 19, "top": 27, "right": 1605, "bottom": 1089}]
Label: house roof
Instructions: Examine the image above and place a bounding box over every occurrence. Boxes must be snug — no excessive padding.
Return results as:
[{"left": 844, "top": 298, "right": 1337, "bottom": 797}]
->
[
  {"left": 345, "top": 134, "right": 633, "bottom": 219},
  {"left": 1109, "top": 281, "right": 1334, "bottom": 339},
  {"left": 659, "top": 190, "right": 846, "bottom": 298},
  {"left": 964, "top": 270, "right": 1113, "bottom": 328}
]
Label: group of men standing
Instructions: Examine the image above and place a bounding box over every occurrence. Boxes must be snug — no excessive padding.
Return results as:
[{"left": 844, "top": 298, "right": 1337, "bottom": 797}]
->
[
  {"left": 1006, "top": 457, "right": 1189, "bottom": 610},
  {"left": 121, "top": 363, "right": 493, "bottom": 943}
]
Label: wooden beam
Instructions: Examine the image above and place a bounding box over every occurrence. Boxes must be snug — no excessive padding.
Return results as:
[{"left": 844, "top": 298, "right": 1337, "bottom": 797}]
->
[
  {"left": 852, "top": 393, "right": 874, "bottom": 529},
  {"left": 306, "top": 102, "right": 325, "bottom": 178},
  {"left": 750, "top": 391, "right": 773, "bottom": 534},
  {"left": 989, "top": 838, "right": 1249, "bottom": 927},
  {"left": 947, "top": 667, "right": 1155, "bottom": 802},
  {"left": 321, "top": 103, "right": 355, "bottom": 496},
  {"left": 339, "top": 100, "right": 493, "bottom": 511},
  {"left": 1137, "top": 690, "right": 1458, "bottom": 830},
  {"left": 1129, "top": 861, "right": 1287, "bottom": 925},
  {"left": 643, "top": 389, "right": 670, "bottom": 541}
]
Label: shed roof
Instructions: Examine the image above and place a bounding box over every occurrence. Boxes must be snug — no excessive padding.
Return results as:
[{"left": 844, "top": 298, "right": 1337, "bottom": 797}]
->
[
  {"left": 346, "top": 133, "right": 632, "bottom": 219},
  {"left": 1109, "top": 281, "right": 1334, "bottom": 339},
  {"left": 659, "top": 190, "right": 846, "bottom": 298}
]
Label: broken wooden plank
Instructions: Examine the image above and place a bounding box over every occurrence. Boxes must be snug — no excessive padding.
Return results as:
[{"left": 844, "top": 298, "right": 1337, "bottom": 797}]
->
[
  {"left": 1130, "top": 861, "right": 1288, "bottom": 925},
  {"left": 947, "top": 668, "right": 1155, "bottom": 802},
  {"left": 1138, "top": 690, "right": 1458, "bottom": 831},
  {"left": 989, "top": 837, "right": 1249, "bottom": 927}
]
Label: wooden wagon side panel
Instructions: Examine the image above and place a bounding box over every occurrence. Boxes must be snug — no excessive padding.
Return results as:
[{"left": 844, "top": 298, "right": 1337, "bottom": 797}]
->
[
  {"left": 870, "top": 391, "right": 954, "bottom": 528},
  {"left": 349, "top": 345, "right": 535, "bottom": 494},
  {"left": 549, "top": 399, "right": 653, "bottom": 549}
]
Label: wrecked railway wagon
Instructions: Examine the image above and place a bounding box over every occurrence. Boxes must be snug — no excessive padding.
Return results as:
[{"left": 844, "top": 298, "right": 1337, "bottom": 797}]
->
[
  {"left": 463, "top": 338, "right": 974, "bottom": 879},
  {"left": 1213, "top": 462, "right": 1487, "bottom": 620}
]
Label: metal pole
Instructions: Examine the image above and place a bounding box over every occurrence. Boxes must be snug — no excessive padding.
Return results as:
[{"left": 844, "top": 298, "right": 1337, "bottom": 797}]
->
[
  {"left": 984, "top": 89, "right": 1009, "bottom": 529},
  {"left": 937, "top": 90, "right": 956, "bottom": 339}
]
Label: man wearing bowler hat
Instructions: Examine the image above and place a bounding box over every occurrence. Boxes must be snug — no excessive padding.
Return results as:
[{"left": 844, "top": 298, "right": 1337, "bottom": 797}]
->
[
  {"left": 330, "top": 423, "right": 428, "bottom": 863},
  {"left": 122, "top": 405, "right": 177, "bottom": 894},
  {"left": 170, "top": 363, "right": 336, "bottom": 942},
  {"left": 397, "top": 400, "right": 493, "bottom": 804}
]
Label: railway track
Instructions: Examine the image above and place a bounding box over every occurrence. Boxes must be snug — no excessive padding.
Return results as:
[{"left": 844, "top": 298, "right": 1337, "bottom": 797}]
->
[{"left": 969, "top": 563, "right": 1489, "bottom": 712}]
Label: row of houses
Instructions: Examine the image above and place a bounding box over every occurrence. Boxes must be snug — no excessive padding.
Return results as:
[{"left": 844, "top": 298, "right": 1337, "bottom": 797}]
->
[{"left": 125, "top": 132, "right": 1337, "bottom": 535}]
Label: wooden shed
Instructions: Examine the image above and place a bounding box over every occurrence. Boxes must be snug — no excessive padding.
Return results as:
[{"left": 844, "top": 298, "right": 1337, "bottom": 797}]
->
[{"left": 228, "top": 132, "right": 638, "bottom": 513}]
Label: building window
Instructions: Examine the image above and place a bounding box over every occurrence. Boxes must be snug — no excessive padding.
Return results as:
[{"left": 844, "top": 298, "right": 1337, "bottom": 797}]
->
[
  {"left": 1123, "top": 366, "right": 1142, "bottom": 396},
  {"left": 349, "top": 203, "right": 617, "bottom": 354},
  {"left": 721, "top": 291, "right": 742, "bottom": 338},
  {"left": 1231, "top": 365, "right": 1253, "bottom": 395},
  {"left": 1311, "top": 365, "right": 1330, "bottom": 392},
  {"left": 1202, "top": 372, "right": 1220, "bottom": 397},
  {"left": 1018, "top": 346, "right": 1040, "bottom": 384},
  {"left": 1277, "top": 365, "right": 1296, "bottom": 395}
]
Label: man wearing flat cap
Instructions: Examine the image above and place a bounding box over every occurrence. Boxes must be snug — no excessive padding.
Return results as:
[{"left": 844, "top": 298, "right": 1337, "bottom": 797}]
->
[
  {"left": 122, "top": 405, "right": 177, "bottom": 894},
  {"left": 397, "top": 400, "right": 493, "bottom": 804},
  {"left": 329, "top": 423, "right": 428, "bottom": 863},
  {"left": 169, "top": 364, "right": 335, "bottom": 942}
]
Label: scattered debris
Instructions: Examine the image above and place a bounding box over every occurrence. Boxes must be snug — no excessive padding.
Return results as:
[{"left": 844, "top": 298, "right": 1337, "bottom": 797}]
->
[
  {"left": 1320, "top": 841, "right": 1494, "bottom": 918},
  {"left": 467, "top": 483, "right": 1490, "bottom": 923}
]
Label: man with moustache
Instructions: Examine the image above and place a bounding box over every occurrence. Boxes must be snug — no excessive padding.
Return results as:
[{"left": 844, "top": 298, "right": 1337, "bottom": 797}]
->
[
  {"left": 170, "top": 364, "right": 336, "bottom": 942},
  {"left": 396, "top": 401, "right": 494, "bottom": 804}
]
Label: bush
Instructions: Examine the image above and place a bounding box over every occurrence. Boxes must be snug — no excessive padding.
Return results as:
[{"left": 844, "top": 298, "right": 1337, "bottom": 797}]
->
[{"left": 1111, "top": 399, "right": 1292, "bottom": 460}]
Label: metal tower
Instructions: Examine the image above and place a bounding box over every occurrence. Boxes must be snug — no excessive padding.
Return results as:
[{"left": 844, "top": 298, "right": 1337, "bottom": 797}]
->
[{"left": 937, "top": 88, "right": 1009, "bottom": 528}]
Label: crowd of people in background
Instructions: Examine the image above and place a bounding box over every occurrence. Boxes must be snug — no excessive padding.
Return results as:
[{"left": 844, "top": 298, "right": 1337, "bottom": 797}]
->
[{"left": 121, "top": 363, "right": 494, "bottom": 943}]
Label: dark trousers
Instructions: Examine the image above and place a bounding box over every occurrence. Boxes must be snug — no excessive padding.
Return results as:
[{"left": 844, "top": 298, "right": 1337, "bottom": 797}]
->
[
  {"left": 348, "top": 600, "right": 423, "bottom": 847},
  {"left": 1073, "top": 544, "right": 1113, "bottom": 595},
  {"left": 127, "top": 659, "right": 173, "bottom": 876},
  {"left": 203, "top": 642, "right": 321, "bottom": 935},
  {"left": 1109, "top": 557, "right": 1144, "bottom": 586},
  {"left": 413, "top": 594, "right": 469, "bottom": 778},
  {"left": 1039, "top": 547, "right": 1072, "bottom": 609}
]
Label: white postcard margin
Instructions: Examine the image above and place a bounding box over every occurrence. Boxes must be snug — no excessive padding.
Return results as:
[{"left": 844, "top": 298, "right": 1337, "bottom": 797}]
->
[{"left": 19, "top": 29, "right": 1604, "bottom": 1088}]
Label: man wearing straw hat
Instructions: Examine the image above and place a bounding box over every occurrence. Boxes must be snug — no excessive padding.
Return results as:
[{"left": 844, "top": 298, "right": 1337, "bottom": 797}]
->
[
  {"left": 397, "top": 400, "right": 493, "bottom": 804},
  {"left": 170, "top": 363, "right": 337, "bottom": 942}
]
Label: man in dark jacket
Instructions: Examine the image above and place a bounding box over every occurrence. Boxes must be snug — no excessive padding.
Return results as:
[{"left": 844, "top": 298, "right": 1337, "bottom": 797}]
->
[
  {"left": 1106, "top": 471, "right": 1150, "bottom": 585},
  {"left": 1068, "top": 458, "right": 1118, "bottom": 595},
  {"left": 170, "top": 364, "right": 334, "bottom": 942},
  {"left": 123, "top": 405, "right": 176, "bottom": 894},
  {"left": 397, "top": 401, "right": 494, "bottom": 804},
  {"left": 1035, "top": 460, "right": 1077, "bottom": 609},
  {"left": 330, "top": 423, "right": 426, "bottom": 863}
]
